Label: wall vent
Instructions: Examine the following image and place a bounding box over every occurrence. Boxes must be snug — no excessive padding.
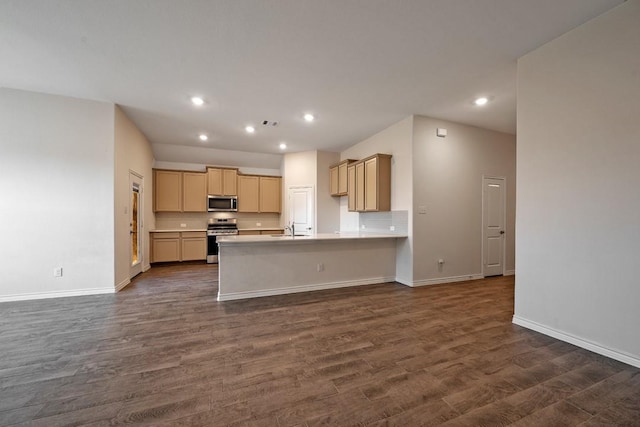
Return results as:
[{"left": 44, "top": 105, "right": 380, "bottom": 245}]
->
[{"left": 262, "top": 120, "right": 279, "bottom": 127}]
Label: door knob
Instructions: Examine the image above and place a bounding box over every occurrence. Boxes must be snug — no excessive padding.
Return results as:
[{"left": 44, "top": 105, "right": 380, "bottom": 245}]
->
[{"left": 499, "top": 230, "right": 505, "bottom": 235}]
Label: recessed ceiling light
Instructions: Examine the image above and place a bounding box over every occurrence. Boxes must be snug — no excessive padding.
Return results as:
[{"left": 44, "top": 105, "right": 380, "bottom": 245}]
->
[
  {"left": 303, "top": 113, "right": 315, "bottom": 122},
  {"left": 279, "top": 143, "right": 287, "bottom": 150},
  {"left": 198, "top": 134, "right": 208, "bottom": 141},
  {"left": 474, "top": 97, "right": 489, "bottom": 106},
  {"left": 191, "top": 96, "right": 205, "bottom": 106},
  {"left": 245, "top": 125, "right": 255, "bottom": 134}
]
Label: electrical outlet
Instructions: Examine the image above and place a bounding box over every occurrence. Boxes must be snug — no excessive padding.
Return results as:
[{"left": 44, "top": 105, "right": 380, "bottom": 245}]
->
[
  {"left": 317, "top": 263, "right": 324, "bottom": 272},
  {"left": 361, "top": 224, "right": 366, "bottom": 229},
  {"left": 389, "top": 226, "right": 395, "bottom": 231},
  {"left": 54, "top": 267, "right": 63, "bottom": 277},
  {"left": 256, "top": 222, "right": 262, "bottom": 226},
  {"left": 180, "top": 223, "right": 187, "bottom": 228}
]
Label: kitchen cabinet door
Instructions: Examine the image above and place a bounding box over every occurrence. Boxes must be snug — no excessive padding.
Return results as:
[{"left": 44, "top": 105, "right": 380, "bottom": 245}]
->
[
  {"left": 181, "top": 236, "right": 206, "bottom": 261},
  {"left": 329, "top": 166, "right": 339, "bottom": 196},
  {"left": 355, "top": 161, "right": 365, "bottom": 212},
  {"left": 347, "top": 164, "right": 357, "bottom": 211},
  {"left": 208, "top": 168, "right": 238, "bottom": 196},
  {"left": 154, "top": 170, "right": 182, "bottom": 212},
  {"left": 182, "top": 172, "right": 207, "bottom": 212},
  {"left": 222, "top": 169, "right": 238, "bottom": 195},
  {"left": 237, "top": 175, "right": 260, "bottom": 212},
  {"left": 151, "top": 233, "right": 181, "bottom": 262},
  {"left": 364, "top": 154, "right": 391, "bottom": 212},
  {"left": 259, "top": 176, "right": 281, "bottom": 213},
  {"left": 207, "top": 168, "right": 223, "bottom": 195},
  {"left": 338, "top": 161, "right": 349, "bottom": 195}
]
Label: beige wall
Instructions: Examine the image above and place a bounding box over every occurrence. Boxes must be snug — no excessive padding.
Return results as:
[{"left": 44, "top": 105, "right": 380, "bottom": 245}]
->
[
  {"left": 316, "top": 151, "right": 340, "bottom": 233},
  {"left": 282, "top": 150, "right": 342, "bottom": 233},
  {"left": 0, "top": 89, "right": 115, "bottom": 300},
  {"left": 412, "top": 116, "right": 516, "bottom": 284},
  {"left": 340, "top": 116, "right": 414, "bottom": 283},
  {"left": 114, "top": 106, "right": 155, "bottom": 289},
  {"left": 515, "top": 0, "right": 640, "bottom": 366}
]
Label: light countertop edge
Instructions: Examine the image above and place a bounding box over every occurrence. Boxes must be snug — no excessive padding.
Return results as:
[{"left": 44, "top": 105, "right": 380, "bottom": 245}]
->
[
  {"left": 149, "top": 229, "right": 207, "bottom": 232},
  {"left": 217, "top": 233, "right": 407, "bottom": 245}
]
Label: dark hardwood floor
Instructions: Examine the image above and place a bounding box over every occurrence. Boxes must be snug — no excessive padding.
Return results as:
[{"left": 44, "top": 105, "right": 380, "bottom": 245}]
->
[{"left": 1, "top": 263, "right": 638, "bottom": 426}]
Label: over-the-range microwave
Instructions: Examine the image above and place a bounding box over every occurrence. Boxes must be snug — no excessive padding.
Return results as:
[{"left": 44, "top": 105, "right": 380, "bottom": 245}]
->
[{"left": 207, "top": 196, "right": 238, "bottom": 212}]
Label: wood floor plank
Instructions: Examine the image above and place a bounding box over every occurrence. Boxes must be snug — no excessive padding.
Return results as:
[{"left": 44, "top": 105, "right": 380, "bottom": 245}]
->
[{"left": 0, "top": 263, "right": 638, "bottom": 426}]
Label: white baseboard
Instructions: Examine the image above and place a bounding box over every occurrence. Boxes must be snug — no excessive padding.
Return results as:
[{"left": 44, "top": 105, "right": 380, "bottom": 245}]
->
[
  {"left": 512, "top": 315, "right": 640, "bottom": 369},
  {"left": 115, "top": 278, "right": 130, "bottom": 292},
  {"left": 409, "top": 274, "right": 484, "bottom": 287},
  {"left": 218, "top": 276, "right": 395, "bottom": 302},
  {"left": 143, "top": 264, "right": 151, "bottom": 272},
  {"left": 0, "top": 287, "right": 115, "bottom": 303},
  {"left": 394, "top": 276, "right": 412, "bottom": 286},
  {"left": 505, "top": 269, "right": 515, "bottom": 276}
]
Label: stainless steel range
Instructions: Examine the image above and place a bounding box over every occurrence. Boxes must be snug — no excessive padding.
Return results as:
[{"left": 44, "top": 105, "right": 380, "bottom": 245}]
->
[{"left": 207, "top": 218, "right": 238, "bottom": 264}]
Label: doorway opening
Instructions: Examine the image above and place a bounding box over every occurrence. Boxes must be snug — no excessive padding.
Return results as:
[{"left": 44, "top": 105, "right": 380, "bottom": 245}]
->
[
  {"left": 130, "top": 172, "right": 143, "bottom": 278},
  {"left": 482, "top": 176, "right": 506, "bottom": 277}
]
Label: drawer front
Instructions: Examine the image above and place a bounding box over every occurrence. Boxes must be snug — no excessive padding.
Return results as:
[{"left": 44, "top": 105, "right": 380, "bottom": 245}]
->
[
  {"left": 151, "top": 232, "right": 180, "bottom": 239},
  {"left": 181, "top": 231, "right": 206, "bottom": 238}
]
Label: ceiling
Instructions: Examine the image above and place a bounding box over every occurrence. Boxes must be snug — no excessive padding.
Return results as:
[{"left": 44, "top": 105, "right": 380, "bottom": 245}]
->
[{"left": 0, "top": 0, "right": 624, "bottom": 161}]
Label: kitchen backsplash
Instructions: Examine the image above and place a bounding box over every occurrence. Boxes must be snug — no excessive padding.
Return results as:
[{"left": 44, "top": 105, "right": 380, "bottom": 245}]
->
[
  {"left": 359, "top": 210, "right": 408, "bottom": 235},
  {"left": 155, "top": 212, "right": 281, "bottom": 230}
]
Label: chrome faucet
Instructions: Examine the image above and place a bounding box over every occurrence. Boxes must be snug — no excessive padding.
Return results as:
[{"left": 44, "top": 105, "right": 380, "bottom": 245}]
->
[{"left": 285, "top": 222, "right": 295, "bottom": 236}]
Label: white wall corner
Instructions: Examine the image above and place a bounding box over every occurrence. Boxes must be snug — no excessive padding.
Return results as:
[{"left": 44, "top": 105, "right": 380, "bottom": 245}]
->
[
  {"left": 115, "top": 278, "right": 131, "bottom": 292},
  {"left": 513, "top": 316, "right": 640, "bottom": 369},
  {"left": 504, "top": 270, "right": 515, "bottom": 276}
]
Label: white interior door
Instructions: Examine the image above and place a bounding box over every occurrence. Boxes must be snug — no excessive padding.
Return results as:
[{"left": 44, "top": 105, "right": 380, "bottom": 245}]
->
[
  {"left": 482, "top": 177, "right": 506, "bottom": 277},
  {"left": 130, "top": 172, "right": 143, "bottom": 278},
  {"left": 288, "top": 186, "right": 314, "bottom": 236}
]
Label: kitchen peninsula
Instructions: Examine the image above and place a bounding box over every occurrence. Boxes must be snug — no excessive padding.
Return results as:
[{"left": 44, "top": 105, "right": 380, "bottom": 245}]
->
[{"left": 216, "top": 233, "right": 406, "bottom": 301}]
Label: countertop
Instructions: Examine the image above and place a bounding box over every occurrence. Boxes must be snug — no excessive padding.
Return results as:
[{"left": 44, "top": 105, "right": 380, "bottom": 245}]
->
[
  {"left": 149, "top": 229, "right": 207, "bottom": 232},
  {"left": 149, "top": 227, "right": 284, "bottom": 233},
  {"left": 217, "top": 232, "right": 407, "bottom": 245},
  {"left": 238, "top": 227, "right": 284, "bottom": 231}
]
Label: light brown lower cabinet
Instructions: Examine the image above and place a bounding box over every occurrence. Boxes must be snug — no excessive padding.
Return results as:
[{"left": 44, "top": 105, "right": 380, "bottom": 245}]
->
[
  {"left": 238, "top": 229, "right": 284, "bottom": 236},
  {"left": 151, "top": 231, "right": 206, "bottom": 262},
  {"left": 181, "top": 232, "right": 207, "bottom": 261}
]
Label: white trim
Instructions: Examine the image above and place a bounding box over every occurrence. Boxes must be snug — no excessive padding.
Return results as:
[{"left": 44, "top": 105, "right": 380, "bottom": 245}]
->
[
  {"left": 394, "top": 276, "right": 413, "bottom": 286},
  {"left": 504, "top": 269, "right": 515, "bottom": 276},
  {"left": 218, "top": 276, "right": 395, "bottom": 301},
  {"left": 115, "top": 278, "right": 131, "bottom": 292},
  {"left": 0, "top": 288, "right": 115, "bottom": 303},
  {"left": 408, "top": 274, "right": 484, "bottom": 287},
  {"left": 512, "top": 316, "right": 640, "bottom": 369},
  {"left": 143, "top": 264, "right": 151, "bottom": 272}
]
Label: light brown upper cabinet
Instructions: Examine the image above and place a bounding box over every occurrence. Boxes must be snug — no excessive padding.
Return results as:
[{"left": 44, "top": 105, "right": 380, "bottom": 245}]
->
[
  {"left": 347, "top": 154, "right": 392, "bottom": 212},
  {"left": 237, "top": 175, "right": 260, "bottom": 212},
  {"left": 329, "top": 159, "right": 357, "bottom": 196},
  {"left": 237, "top": 174, "right": 282, "bottom": 213},
  {"left": 154, "top": 170, "right": 182, "bottom": 212},
  {"left": 259, "top": 176, "right": 281, "bottom": 213},
  {"left": 364, "top": 154, "right": 391, "bottom": 211},
  {"left": 347, "top": 164, "right": 357, "bottom": 211},
  {"left": 182, "top": 172, "right": 207, "bottom": 212},
  {"left": 330, "top": 166, "right": 339, "bottom": 196},
  {"left": 355, "top": 161, "right": 365, "bottom": 211},
  {"left": 207, "top": 167, "right": 238, "bottom": 196},
  {"left": 154, "top": 169, "right": 206, "bottom": 212}
]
